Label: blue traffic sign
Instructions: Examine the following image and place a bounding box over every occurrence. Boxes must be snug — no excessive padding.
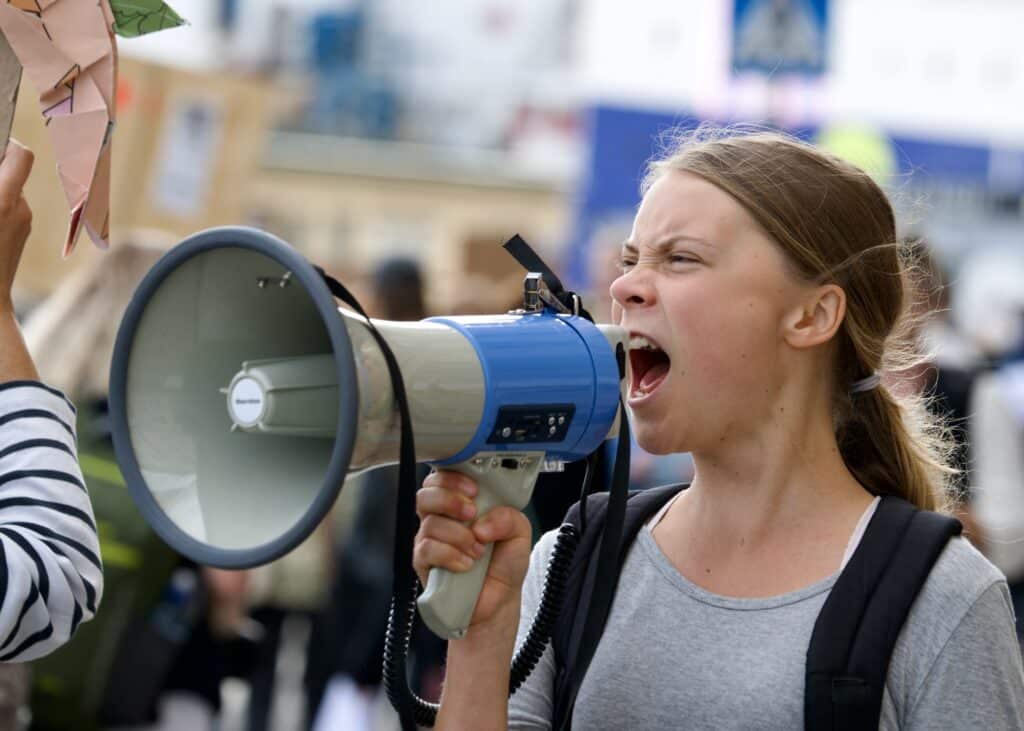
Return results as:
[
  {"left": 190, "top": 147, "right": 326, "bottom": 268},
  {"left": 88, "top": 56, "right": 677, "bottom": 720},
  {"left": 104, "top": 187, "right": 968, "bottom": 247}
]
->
[{"left": 732, "top": 0, "right": 829, "bottom": 77}]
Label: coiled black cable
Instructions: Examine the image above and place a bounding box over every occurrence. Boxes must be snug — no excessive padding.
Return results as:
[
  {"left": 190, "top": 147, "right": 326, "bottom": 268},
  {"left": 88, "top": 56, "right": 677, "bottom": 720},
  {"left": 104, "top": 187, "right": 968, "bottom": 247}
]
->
[
  {"left": 510, "top": 521, "right": 580, "bottom": 694},
  {"left": 383, "top": 522, "right": 582, "bottom": 727}
]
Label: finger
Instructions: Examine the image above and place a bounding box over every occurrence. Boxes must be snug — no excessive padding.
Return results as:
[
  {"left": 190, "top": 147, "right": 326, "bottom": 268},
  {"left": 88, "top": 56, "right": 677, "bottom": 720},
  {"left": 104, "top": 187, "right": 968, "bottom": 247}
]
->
[
  {"left": 413, "top": 536, "right": 476, "bottom": 578},
  {"left": 472, "top": 506, "right": 531, "bottom": 545},
  {"left": 419, "top": 514, "right": 486, "bottom": 559},
  {"left": 416, "top": 485, "right": 477, "bottom": 523},
  {"left": 422, "top": 469, "right": 478, "bottom": 498},
  {"left": 0, "top": 141, "right": 34, "bottom": 205}
]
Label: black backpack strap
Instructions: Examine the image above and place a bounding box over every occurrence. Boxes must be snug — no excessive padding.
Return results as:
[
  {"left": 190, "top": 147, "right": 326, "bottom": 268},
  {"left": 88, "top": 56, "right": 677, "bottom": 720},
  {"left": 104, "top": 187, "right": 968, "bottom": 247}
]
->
[
  {"left": 551, "top": 483, "right": 687, "bottom": 730},
  {"left": 805, "top": 497, "right": 962, "bottom": 731}
]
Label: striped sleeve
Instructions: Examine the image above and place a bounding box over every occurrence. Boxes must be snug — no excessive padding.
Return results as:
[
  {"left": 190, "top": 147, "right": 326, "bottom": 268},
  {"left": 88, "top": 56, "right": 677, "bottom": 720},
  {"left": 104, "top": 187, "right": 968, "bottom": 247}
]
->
[{"left": 0, "top": 381, "right": 102, "bottom": 662}]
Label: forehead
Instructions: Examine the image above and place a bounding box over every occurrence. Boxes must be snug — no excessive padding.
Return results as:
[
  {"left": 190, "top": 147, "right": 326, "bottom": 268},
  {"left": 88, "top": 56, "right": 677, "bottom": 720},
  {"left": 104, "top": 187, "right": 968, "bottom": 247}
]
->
[{"left": 630, "top": 170, "right": 759, "bottom": 248}]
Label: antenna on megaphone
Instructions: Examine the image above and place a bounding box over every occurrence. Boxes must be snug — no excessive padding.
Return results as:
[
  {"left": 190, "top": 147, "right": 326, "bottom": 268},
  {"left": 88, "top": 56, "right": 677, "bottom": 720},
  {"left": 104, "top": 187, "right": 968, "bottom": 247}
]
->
[{"left": 109, "top": 226, "right": 631, "bottom": 727}]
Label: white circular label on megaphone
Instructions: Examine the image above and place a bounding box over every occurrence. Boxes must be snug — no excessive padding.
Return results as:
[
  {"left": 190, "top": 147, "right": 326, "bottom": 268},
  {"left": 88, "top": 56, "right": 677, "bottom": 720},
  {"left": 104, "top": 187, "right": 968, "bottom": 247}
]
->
[{"left": 228, "top": 376, "right": 266, "bottom": 427}]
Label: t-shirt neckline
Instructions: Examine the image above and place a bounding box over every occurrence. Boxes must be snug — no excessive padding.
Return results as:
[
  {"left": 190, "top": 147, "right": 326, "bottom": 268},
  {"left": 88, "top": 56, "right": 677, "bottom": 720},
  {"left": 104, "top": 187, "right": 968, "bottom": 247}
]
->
[{"left": 637, "top": 495, "right": 881, "bottom": 611}]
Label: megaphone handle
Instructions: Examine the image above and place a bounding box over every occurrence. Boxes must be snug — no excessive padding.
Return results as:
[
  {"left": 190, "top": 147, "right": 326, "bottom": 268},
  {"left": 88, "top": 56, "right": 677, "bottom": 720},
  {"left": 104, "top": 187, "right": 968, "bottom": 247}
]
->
[{"left": 417, "top": 453, "right": 543, "bottom": 640}]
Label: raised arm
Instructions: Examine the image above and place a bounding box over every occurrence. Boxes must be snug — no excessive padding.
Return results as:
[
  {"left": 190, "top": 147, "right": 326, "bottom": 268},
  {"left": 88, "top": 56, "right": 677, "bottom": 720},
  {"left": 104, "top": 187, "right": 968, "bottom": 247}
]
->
[{"left": 0, "top": 140, "right": 103, "bottom": 661}]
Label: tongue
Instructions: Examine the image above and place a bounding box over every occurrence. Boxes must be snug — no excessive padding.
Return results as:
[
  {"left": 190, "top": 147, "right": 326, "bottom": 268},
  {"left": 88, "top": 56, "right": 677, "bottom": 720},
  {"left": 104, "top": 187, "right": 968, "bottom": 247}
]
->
[{"left": 640, "top": 361, "right": 670, "bottom": 390}]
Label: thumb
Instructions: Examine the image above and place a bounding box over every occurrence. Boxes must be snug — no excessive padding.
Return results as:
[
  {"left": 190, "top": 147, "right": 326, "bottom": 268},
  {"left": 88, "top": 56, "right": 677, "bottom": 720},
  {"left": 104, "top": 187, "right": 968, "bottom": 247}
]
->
[{"left": 471, "top": 506, "right": 531, "bottom": 546}]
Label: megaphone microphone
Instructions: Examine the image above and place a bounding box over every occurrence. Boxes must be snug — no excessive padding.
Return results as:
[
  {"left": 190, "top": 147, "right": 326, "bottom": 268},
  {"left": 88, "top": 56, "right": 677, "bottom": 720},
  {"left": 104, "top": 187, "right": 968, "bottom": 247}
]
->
[{"left": 110, "top": 226, "right": 629, "bottom": 642}]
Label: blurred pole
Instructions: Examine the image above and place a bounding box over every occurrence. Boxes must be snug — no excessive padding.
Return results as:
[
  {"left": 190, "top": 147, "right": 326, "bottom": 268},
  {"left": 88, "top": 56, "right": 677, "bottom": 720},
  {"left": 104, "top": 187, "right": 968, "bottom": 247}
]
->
[{"left": 219, "top": 0, "right": 239, "bottom": 32}]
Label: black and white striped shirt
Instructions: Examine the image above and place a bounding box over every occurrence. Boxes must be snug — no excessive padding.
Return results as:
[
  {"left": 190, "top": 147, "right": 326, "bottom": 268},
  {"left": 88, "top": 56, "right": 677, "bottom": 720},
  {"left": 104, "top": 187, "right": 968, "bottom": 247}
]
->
[{"left": 0, "top": 381, "right": 102, "bottom": 661}]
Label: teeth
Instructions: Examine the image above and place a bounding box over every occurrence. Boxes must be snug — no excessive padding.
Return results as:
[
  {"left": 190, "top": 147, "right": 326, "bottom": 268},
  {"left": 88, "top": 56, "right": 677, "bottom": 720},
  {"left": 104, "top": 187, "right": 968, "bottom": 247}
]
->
[{"left": 629, "top": 335, "right": 660, "bottom": 351}]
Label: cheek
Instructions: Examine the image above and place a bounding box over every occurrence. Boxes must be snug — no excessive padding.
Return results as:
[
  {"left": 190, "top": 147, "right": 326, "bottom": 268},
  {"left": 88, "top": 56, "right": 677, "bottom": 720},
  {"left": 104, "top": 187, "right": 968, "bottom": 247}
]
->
[{"left": 670, "top": 291, "right": 780, "bottom": 389}]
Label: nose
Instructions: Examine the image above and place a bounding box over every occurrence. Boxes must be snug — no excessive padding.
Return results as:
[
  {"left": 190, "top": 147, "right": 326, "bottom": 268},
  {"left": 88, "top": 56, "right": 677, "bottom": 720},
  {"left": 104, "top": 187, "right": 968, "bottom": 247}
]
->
[{"left": 610, "top": 266, "right": 656, "bottom": 312}]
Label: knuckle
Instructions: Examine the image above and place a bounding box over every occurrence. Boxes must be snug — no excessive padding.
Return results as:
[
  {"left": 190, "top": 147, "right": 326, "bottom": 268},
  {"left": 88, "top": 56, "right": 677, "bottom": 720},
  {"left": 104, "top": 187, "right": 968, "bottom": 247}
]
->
[
  {"left": 456, "top": 525, "right": 478, "bottom": 551},
  {"left": 413, "top": 537, "right": 434, "bottom": 567},
  {"left": 445, "top": 493, "right": 465, "bottom": 515},
  {"left": 419, "top": 514, "right": 445, "bottom": 537},
  {"left": 417, "top": 538, "right": 462, "bottom": 571}
]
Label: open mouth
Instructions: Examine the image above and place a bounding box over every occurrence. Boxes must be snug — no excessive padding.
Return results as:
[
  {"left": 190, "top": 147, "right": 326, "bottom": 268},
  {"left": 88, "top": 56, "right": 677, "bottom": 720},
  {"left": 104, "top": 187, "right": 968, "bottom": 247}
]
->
[{"left": 628, "top": 335, "right": 671, "bottom": 400}]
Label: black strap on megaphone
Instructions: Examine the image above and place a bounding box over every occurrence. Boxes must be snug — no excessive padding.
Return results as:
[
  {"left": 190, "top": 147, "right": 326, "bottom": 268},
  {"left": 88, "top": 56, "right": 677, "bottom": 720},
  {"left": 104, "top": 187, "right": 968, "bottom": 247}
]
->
[
  {"left": 503, "top": 234, "right": 594, "bottom": 322},
  {"left": 314, "top": 266, "right": 423, "bottom": 731},
  {"left": 314, "top": 267, "right": 418, "bottom": 598}
]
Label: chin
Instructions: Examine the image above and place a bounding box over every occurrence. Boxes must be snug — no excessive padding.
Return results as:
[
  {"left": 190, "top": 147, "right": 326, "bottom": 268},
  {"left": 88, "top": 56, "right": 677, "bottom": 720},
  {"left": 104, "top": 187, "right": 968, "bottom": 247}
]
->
[{"left": 632, "top": 420, "right": 684, "bottom": 455}]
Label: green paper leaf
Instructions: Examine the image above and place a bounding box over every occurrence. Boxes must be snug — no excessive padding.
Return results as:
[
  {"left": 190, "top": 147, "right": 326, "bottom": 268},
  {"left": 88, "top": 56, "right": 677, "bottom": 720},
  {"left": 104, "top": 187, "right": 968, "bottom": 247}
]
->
[{"left": 109, "top": 0, "right": 187, "bottom": 38}]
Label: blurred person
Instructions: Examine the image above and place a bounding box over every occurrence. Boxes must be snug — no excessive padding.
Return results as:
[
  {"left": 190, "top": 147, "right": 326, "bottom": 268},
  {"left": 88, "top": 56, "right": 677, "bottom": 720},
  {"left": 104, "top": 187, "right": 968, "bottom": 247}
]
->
[
  {"left": 962, "top": 249, "right": 1024, "bottom": 647},
  {"left": 908, "top": 240, "right": 988, "bottom": 544},
  {"left": 241, "top": 520, "right": 333, "bottom": 731},
  {"left": 583, "top": 216, "right": 635, "bottom": 325},
  {"left": 877, "top": 239, "right": 986, "bottom": 546},
  {"left": 308, "top": 258, "right": 443, "bottom": 731},
  {"left": 413, "top": 130, "right": 1024, "bottom": 729},
  {"left": 448, "top": 273, "right": 521, "bottom": 317},
  {"left": 973, "top": 339, "right": 1024, "bottom": 646},
  {"left": 0, "top": 141, "right": 103, "bottom": 715}
]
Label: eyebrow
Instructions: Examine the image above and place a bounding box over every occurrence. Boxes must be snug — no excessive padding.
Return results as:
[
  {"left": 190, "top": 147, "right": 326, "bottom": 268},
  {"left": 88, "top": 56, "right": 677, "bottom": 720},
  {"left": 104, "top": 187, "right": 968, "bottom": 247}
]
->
[{"left": 621, "top": 234, "right": 713, "bottom": 255}]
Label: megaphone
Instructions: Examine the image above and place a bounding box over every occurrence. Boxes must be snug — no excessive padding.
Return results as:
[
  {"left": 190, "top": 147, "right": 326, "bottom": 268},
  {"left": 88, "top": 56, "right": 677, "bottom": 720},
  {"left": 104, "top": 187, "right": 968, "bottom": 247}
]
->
[{"left": 110, "top": 226, "right": 628, "bottom": 639}]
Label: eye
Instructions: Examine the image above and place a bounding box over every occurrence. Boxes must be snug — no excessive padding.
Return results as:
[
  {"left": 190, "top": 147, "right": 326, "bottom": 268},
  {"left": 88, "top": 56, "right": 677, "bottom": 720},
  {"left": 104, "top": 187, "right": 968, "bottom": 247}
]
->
[
  {"left": 616, "top": 257, "right": 636, "bottom": 273},
  {"left": 666, "top": 254, "right": 699, "bottom": 267}
]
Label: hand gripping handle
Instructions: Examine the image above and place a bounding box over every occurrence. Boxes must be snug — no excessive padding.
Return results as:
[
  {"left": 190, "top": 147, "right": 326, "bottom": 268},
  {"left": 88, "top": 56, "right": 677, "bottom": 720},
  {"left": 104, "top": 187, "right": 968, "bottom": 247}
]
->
[{"left": 417, "top": 454, "right": 543, "bottom": 639}]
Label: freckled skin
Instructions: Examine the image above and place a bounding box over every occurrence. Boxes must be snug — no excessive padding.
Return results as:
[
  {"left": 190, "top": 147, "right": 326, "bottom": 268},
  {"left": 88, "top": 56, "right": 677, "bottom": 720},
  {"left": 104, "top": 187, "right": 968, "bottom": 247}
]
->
[{"left": 611, "top": 172, "right": 812, "bottom": 456}]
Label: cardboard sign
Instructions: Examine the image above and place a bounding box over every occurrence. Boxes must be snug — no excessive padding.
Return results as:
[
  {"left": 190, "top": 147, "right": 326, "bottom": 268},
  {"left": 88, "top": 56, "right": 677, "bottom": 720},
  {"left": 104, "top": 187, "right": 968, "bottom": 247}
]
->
[{"left": 0, "top": 30, "right": 21, "bottom": 152}]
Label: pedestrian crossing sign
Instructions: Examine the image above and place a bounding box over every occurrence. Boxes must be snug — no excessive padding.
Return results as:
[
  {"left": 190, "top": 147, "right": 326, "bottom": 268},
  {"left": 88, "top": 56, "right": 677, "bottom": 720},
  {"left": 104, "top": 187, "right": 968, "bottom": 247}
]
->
[{"left": 732, "top": 0, "right": 829, "bottom": 77}]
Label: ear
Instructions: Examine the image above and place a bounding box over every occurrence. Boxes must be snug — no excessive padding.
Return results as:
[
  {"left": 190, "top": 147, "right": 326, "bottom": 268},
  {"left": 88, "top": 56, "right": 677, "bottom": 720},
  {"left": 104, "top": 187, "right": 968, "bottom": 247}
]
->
[{"left": 783, "top": 284, "right": 846, "bottom": 350}]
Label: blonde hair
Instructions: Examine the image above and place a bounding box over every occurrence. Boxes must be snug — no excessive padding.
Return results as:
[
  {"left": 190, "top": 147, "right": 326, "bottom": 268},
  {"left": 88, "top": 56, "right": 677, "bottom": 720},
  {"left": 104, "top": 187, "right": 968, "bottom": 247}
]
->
[{"left": 645, "top": 126, "right": 956, "bottom": 512}]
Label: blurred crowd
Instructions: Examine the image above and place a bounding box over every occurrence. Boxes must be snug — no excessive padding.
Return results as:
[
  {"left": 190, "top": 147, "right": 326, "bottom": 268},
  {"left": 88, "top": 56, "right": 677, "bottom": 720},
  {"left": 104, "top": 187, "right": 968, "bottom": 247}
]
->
[{"left": 5, "top": 224, "right": 1024, "bottom": 731}]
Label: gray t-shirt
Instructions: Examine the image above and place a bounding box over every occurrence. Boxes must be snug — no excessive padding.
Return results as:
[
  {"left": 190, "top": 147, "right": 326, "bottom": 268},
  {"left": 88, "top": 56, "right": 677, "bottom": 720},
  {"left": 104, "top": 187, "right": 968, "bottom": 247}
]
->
[{"left": 509, "top": 523, "right": 1024, "bottom": 729}]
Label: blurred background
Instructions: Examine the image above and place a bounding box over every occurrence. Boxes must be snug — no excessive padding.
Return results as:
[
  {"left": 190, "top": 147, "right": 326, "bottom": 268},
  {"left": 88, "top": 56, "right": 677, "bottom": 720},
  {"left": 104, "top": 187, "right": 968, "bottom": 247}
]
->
[{"left": 5, "top": 0, "right": 1024, "bottom": 729}]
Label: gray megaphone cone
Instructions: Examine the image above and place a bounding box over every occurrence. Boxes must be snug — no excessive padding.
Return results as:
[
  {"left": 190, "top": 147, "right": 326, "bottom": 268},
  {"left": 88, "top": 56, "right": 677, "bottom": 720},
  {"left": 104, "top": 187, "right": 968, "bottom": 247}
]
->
[
  {"left": 110, "top": 226, "right": 494, "bottom": 571},
  {"left": 109, "top": 227, "right": 362, "bottom": 569}
]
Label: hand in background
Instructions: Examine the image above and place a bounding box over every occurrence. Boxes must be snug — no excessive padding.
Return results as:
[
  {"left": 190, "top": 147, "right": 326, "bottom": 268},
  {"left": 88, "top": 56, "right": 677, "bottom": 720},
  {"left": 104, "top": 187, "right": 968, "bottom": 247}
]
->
[
  {"left": 0, "top": 139, "right": 38, "bottom": 382},
  {"left": 0, "top": 139, "right": 34, "bottom": 312}
]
